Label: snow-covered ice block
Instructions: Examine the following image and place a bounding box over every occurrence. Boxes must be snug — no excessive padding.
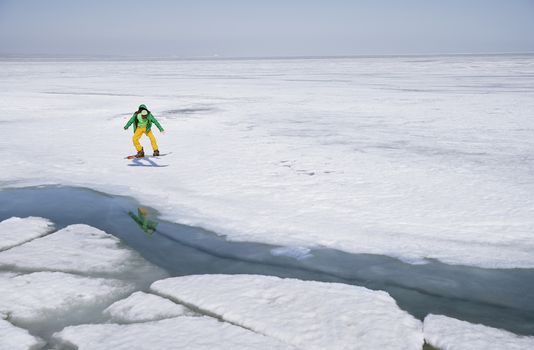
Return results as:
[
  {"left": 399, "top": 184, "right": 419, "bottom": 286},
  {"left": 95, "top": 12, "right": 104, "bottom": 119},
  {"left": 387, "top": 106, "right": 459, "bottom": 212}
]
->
[
  {"left": 53, "top": 316, "right": 296, "bottom": 350},
  {"left": 0, "top": 217, "right": 54, "bottom": 251},
  {"left": 0, "top": 271, "right": 133, "bottom": 325},
  {"left": 151, "top": 274, "right": 424, "bottom": 350},
  {"left": 423, "top": 314, "right": 534, "bottom": 350},
  {"left": 104, "top": 291, "right": 191, "bottom": 323},
  {"left": 0, "top": 224, "right": 161, "bottom": 277},
  {"left": 0, "top": 317, "right": 44, "bottom": 350}
]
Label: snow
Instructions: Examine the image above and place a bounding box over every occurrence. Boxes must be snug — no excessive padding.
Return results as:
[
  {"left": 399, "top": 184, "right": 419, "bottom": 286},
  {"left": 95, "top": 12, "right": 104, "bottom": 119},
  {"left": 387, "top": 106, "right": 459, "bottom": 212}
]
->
[
  {"left": 0, "top": 317, "right": 44, "bottom": 350},
  {"left": 0, "top": 224, "right": 163, "bottom": 278},
  {"left": 1, "top": 56, "right": 533, "bottom": 268},
  {"left": 0, "top": 271, "right": 133, "bottom": 325},
  {"left": 53, "top": 316, "right": 296, "bottom": 350},
  {"left": 151, "top": 274, "right": 424, "bottom": 350},
  {"left": 0, "top": 217, "right": 54, "bottom": 251},
  {"left": 423, "top": 314, "right": 534, "bottom": 350},
  {"left": 104, "top": 291, "right": 191, "bottom": 323}
]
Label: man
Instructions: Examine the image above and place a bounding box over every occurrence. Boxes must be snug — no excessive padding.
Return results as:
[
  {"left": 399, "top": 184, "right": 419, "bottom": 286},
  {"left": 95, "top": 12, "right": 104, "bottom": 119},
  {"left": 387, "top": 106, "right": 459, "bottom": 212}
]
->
[{"left": 124, "top": 104, "right": 165, "bottom": 158}]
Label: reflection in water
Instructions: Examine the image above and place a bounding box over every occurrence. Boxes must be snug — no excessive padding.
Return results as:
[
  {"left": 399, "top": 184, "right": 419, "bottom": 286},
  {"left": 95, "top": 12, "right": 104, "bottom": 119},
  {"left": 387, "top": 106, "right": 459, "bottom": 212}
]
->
[{"left": 128, "top": 207, "right": 158, "bottom": 235}]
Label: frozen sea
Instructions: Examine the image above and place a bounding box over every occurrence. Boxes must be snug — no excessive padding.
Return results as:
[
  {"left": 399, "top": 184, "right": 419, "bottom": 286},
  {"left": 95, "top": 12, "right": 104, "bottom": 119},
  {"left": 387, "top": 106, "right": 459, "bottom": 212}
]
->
[
  {"left": 1, "top": 54, "right": 534, "bottom": 347},
  {"left": 1, "top": 54, "right": 533, "bottom": 268}
]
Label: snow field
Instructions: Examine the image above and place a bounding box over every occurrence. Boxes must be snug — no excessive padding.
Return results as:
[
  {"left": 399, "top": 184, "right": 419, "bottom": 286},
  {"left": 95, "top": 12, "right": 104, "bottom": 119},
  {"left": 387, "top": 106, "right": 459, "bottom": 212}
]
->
[
  {"left": 423, "top": 314, "right": 534, "bottom": 350},
  {"left": 1, "top": 57, "right": 533, "bottom": 268}
]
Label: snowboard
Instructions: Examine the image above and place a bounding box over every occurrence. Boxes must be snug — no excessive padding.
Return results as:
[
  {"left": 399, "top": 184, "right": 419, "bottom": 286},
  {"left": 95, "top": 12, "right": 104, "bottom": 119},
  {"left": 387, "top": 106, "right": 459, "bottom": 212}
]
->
[{"left": 125, "top": 152, "right": 171, "bottom": 160}]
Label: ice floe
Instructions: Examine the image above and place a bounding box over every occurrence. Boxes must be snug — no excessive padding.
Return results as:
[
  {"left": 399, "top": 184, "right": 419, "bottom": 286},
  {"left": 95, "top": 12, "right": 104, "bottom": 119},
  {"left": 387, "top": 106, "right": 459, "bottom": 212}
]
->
[
  {"left": 151, "top": 274, "right": 424, "bottom": 350},
  {"left": 53, "top": 316, "right": 296, "bottom": 350},
  {"left": 0, "top": 224, "right": 164, "bottom": 279},
  {"left": 0, "top": 219, "right": 169, "bottom": 346},
  {"left": 0, "top": 271, "right": 132, "bottom": 326},
  {"left": 0, "top": 217, "right": 54, "bottom": 251},
  {"left": 104, "top": 291, "right": 191, "bottom": 323},
  {"left": 424, "top": 314, "right": 534, "bottom": 350},
  {"left": 0, "top": 317, "right": 44, "bottom": 350}
]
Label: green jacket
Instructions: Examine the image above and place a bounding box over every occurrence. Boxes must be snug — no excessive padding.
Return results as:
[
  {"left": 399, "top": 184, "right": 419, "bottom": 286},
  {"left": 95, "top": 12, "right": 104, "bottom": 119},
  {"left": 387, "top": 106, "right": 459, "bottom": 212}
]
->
[{"left": 124, "top": 104, "right": 164, "bottom": 133}]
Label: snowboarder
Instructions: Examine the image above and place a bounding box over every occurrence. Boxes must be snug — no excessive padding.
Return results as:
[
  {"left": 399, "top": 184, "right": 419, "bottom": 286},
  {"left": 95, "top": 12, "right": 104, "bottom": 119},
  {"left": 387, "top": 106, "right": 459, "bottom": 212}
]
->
[{"left": 124, "top": 104, "right": 165, "bottom": 158}]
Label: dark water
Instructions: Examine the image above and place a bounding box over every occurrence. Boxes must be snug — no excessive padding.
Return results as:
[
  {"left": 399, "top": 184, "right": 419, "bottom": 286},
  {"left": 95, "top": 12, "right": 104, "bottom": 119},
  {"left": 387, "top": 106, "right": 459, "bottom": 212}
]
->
[{"left": 1, "top": 185, "right": 533, "bottom": 335}]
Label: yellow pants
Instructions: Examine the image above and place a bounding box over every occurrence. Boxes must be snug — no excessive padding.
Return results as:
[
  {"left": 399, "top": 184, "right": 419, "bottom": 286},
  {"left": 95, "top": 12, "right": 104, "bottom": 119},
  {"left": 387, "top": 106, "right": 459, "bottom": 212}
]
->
[{"left": 133, "top": 127, "right": 158, "bottom": 152}]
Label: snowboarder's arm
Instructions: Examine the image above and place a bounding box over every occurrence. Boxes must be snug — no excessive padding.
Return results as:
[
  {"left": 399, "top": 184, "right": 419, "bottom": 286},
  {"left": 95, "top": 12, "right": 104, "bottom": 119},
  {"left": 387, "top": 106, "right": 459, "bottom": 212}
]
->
[
  {"left": 151, "top": 115, "right": 165, "bottom": 132},
  {"left": 124, "top": 114, "right": 136, "bottom": 129}
]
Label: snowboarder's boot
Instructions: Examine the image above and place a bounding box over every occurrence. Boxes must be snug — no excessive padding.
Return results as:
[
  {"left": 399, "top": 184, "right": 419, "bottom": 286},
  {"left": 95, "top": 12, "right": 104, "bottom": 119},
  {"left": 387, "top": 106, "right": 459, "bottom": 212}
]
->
[
  {"left": 135, "top": 148, "right": 145, "bottom": 158},
  {"left": 153, "top": 150, "right": 160, "bottom": 156}
]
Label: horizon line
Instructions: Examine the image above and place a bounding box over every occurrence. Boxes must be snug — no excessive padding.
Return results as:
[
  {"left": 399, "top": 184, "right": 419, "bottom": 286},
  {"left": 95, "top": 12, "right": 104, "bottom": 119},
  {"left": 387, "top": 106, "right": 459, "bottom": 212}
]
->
[{"left": 1, "top": 51, "right": 533, "bottom": 62}]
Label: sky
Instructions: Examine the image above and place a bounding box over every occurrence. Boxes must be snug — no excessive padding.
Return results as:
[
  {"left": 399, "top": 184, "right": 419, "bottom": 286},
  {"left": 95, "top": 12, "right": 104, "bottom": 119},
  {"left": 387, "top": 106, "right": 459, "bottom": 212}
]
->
[{"left": 0, "top": 0, "right": 533, "bottom": 57}]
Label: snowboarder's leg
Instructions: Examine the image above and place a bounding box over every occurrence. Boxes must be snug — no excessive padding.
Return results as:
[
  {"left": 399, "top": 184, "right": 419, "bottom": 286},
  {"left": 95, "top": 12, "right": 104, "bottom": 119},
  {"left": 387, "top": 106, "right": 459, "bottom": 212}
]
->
[
  {"left": 132, "top": 127, "right": 145, "bottom": 151},
  {"left": 146, "top": 130, "right": 159, "bottom": 152}
]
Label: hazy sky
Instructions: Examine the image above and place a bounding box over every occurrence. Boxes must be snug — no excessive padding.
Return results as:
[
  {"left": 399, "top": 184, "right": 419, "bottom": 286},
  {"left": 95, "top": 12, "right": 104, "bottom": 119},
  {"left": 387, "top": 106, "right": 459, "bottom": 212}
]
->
[{"left": 0, "top": 0, "right": 533, "bottom": 57}]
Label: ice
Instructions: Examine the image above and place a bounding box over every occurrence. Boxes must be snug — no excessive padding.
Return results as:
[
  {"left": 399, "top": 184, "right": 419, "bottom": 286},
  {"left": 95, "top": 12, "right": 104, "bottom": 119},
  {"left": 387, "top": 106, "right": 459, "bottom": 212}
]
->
[
  {"left": 0, "top": 221, "right": 168, "bottom": 338},
  {"left": 0, "top": 271, "right": 133, "bottom": 326},
  {"left": 151, "top": 274, "right": 424, "bottom": 350},
  {"left": 52, "top": 316, "right": 296, "bottom": 350},
  {"left": 1, "top": 56, "right": 533, "bottom": 268},
  {"left": 1, "top": 56, "right": 533, "bottom": 346},
  {"left": 0, "top": 224, "right": 163, "bottom": 278},
  {"left": 0, "top": 217, "right": 54, "bottom": 251},
  {"left": 0, "top": 317, "right": 44, "bottom": 350},
  {"left": 104, "top": 291, "right": 191, "bottom": 323},
  {"left": 270, "top": 246, "right": 313, "bottom": 260},
  {"left": 423, "top": 314, "right": 534, "bottom": 350}
]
